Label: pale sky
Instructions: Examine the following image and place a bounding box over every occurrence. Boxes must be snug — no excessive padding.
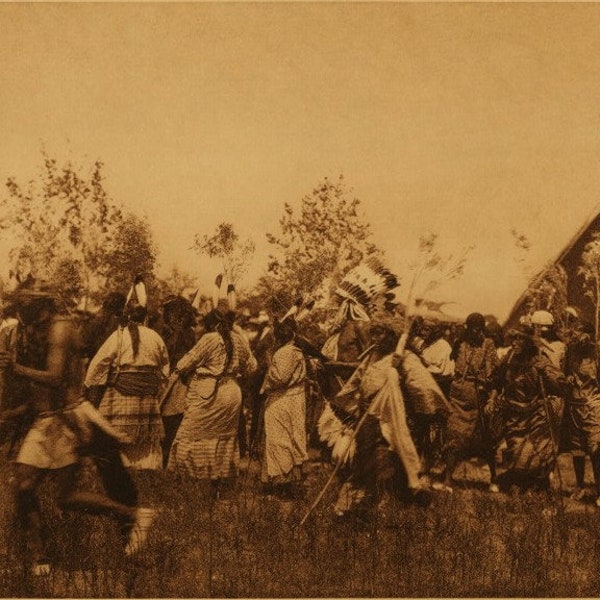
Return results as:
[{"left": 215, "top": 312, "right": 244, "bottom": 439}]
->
[{"left": 1, "top": 2, "right": 600, "bottom": 320}]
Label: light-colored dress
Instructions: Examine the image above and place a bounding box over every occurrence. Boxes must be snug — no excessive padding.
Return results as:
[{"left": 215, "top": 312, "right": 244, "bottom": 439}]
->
[
  {"left": 260, "top": 342, "right": 308, "bottom": 484},
  {"left": 168, "top": 330, "right": 256, "bottom": 480}
]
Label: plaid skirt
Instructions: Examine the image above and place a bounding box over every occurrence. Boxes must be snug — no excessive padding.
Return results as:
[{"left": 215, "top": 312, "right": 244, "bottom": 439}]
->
[{"left": 99, "top": 387, "right": 164, "bottom": 470}]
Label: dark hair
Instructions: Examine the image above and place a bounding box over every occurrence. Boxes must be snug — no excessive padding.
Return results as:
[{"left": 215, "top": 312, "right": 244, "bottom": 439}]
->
[
  {"left": 485, "top": 321, "right": 504, "bottom": 347},
  {"left": 163, "top": 297, "right": 195, "bottom": 329},
  {"left": 204, "top": 309, "right": 235, "bottom": 373},
  {"left": 274, "top": 318, "right": 297, "bottom": 345},
  {"left": 379, "top": 329, "right": 398, "bottom": 355},
  {"left": 425, "top": 323, "right": 447, "bottom": 345},
  {"left": 409, "top": 316, "right": 425, "bottom": 337},
  {"left": 466, "top": 312, "right": 485, "bottom": 330},
  {"left": 122, "top": 301, "right": 147, "bottom": 358},
  {"left": 18, "top": 296, "right": 57, "bottom": 325}
]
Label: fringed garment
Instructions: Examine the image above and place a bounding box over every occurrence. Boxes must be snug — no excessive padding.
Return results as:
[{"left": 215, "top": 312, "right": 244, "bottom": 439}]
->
[{"left": 334, "top": 353, "right": 422, "bottom": 512}]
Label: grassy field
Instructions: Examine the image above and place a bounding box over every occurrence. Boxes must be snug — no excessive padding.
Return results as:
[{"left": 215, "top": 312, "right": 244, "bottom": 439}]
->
[{"left": 1, "top": 450, "right": 600, "bottom": 598}]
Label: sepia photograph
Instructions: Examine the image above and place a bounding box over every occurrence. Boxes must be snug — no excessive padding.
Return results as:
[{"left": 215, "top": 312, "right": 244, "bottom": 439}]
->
[{"left": 1, "top": 1, "right": 600, "bottom": 596}]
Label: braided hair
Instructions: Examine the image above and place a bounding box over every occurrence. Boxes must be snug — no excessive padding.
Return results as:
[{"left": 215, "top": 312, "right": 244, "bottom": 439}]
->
[
  {"left": 122, "top": 300, "right": 147, "bottom": 359},
  {"left": 204, "top": 309, "right": 235, "bottom": 374}
]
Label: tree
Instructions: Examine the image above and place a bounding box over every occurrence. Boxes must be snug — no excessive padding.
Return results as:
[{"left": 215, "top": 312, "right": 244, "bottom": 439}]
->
[
  {"left": 257, "top": 174, "right": 382, "bottom": 312},
  {"left": 1, "top": 151, "right": 123, "bottom": 303},
  {"left": 155, "top": 265, "right": 199, "bottom": 300},
  {"left": 579, "top": 232, "right": 600, "bottom": 341},
  {"left": 192, "top": 222, "right": 255, "bottom": 285},
  {"left": 101, "top": 212, "right": 158, "bottom": 301}
]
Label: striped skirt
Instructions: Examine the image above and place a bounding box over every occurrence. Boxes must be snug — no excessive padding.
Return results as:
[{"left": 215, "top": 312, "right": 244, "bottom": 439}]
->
[{"left": 168, "top": 377, "right": 242, "bottom": 480}]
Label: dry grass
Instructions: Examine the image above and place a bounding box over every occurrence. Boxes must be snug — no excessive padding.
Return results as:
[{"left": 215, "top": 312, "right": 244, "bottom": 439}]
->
[{"left": 1, "top": 452, "right": 600, "bottom": 598}]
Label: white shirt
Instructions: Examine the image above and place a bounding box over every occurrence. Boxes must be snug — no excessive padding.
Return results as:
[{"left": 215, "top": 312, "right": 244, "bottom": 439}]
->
[{"left": 421, "top": 338, "right": 455, "bottom": 378}]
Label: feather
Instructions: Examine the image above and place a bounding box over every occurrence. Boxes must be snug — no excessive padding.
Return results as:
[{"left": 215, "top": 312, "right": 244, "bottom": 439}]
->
[
  {"left": 227, "top": 283, "right": 237, "bottom": 311},
  {"left": 212, "top": 274, "right": 223, "bottom": 311},
  {"left": 282, "top": 304, "right": 298, "bottom": 321},
  {"left": 134, "top": 279, "right": 147, "bottom": 308},
  {"left": 317, "top": 402, "right": 356, "bottom": 465},
  {"left": 335, "top": 259, "right": 400, "bottom": 312},
  {"left": 296, "top": 299, "right": 315, "bottom": 322},
  {"left": 191, "top": 288, "right": 201, "bottom": 310}
]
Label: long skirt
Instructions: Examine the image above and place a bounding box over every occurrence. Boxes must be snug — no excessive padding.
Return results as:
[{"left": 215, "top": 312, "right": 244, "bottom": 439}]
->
[
  {"left": 168, "top": 377, "right": 242, "bottom": 480},
  {"left": 99, "top": 387, "right": 164, "bottom": 469},
  {"left": 503, "top": 395, "right": 562, "bottom": 479},
  {"left": 561, "top": 392, "right": 600, "bottom": 456},
  {"left": 260, "top": 385, "right": 308, "bottom": 484},
  {"left": 444, "top": 379, "right": 488, "bottom": 457}
]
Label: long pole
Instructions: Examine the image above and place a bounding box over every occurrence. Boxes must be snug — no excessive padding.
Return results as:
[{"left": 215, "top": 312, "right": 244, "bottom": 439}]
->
[{"left": 298, "top": 318, "right": 413, "bottom": 528}]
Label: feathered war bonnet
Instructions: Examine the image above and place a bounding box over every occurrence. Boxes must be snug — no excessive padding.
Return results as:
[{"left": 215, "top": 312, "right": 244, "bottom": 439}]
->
[{"left": 334, "top": 258, "right": 400, "bottom": 322}]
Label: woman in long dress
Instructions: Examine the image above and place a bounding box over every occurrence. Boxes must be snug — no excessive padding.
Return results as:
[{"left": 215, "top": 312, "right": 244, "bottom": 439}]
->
[
  {"left": 168, "top": 308, "right": 256, "bottom": 494},
  {"left": 85, "top": 300, "right": 170, "bottom": 469},
  {"left": 437, "top": 312, "right": 498, "bottom": 492},
  {"left": 260, "top": 318, "right": 308, "bottom": 499}
]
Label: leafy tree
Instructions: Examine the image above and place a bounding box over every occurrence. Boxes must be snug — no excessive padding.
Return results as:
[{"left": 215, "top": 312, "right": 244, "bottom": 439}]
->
[
  {"left": 192, "top": 222, "right": 255, "bottom": 285},
  {"left": 579, "top": 232, "right": 600, "bottom": 340},
  {"left": 1, "top": 152, "right": 123, "bottom": 302},
  {"left": 257, "top": 174, "right": 381, "bottom": 313},
  {"left": 155, "top": 265, "right": 199, "bottom": 301},
  {"left": 101, "top": 212, "right": 158, "bottom": 299}
]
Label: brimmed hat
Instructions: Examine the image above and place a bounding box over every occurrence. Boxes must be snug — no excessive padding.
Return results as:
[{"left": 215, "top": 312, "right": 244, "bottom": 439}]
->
[{"left": 506, "top": 323, "right": 535, "bottom": 340}]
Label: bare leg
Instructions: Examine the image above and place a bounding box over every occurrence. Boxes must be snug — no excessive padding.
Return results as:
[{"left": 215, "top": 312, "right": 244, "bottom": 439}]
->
[
  {"left": 443, "top": 450, "right": 459, "bottom": 487},
  {"left": 56, "top": 465, "right": 136, "bottom": 522},
  {"left": 14, "top": 464, "right": 47, "bottom": 564}
]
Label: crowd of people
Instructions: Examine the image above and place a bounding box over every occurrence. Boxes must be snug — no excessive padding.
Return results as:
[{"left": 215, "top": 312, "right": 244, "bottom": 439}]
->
[{"left": 1, "top": 263, "right": 600, "bottom": 576}]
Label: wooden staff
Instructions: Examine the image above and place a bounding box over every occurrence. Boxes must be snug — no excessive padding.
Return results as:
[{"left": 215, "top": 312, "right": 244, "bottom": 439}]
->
[{"left": 298, "top": 318, "right": 413, "bottom": 528}]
